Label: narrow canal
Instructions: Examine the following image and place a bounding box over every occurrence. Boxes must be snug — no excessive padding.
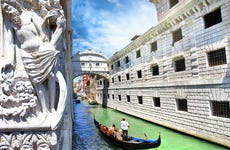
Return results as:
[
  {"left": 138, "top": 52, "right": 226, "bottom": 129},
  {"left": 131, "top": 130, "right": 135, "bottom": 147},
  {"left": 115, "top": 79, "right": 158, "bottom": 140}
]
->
[{"left": 72, "top": 102, "right": 228, "bottom": 150}]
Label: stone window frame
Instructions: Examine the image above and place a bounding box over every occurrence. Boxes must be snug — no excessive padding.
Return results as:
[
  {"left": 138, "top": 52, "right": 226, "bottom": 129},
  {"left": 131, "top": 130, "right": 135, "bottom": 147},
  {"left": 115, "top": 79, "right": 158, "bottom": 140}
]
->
[
  {"left": 137, "top": 96, "right": 143, "bottom": 104},
  {"left": 126, "top": 95, "right": 131, "bottom": 103},
  {"left": 203, "top": 7, "right": 222, "bottom": 29},
  {"left": 173, "top": 56, "right": 186, "bottom": 72},
  {"left": 210, "top": 101, "right": 230, "bottom": 118},
  {"left": 137, "top": 70, "right": 142, "bottom": 78},
  {"left": 176, "top": 99, "right": 188, "bottom": 112},
  {"left": 126, "top": 73, "right": 130, "bottom": 80},
  {"left": 136, "top": 49, "right": 141, "bottom": 58},
  {"left": 151, "top": 63, "right": 159, "bottom": 76},
  {"left": 172, "top": 28, "right": 182, "bottom": 45},
  {"left": 153, "top": 97, "right": 160, "bottom": 107},
  {"left": 151, "top": 41, "right": 158, "bottom": 52},
  {"left": 118, "top": 95, "right": 121, "bottom": 101},
  {"left": 169, "top": 0, "right": 179, "bottom": 9},
  {"left": 207, "top": 48, "right": 227, "bottom": 67},
  {"left": 124, "top": 56, "right": 129, "bottom": 64}
]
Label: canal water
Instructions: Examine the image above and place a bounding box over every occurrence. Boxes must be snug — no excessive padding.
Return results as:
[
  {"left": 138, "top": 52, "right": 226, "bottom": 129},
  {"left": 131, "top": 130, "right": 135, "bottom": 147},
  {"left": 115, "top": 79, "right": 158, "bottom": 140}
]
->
[{"left": 72, "top": 102, "right": 228, "bottom": 150}]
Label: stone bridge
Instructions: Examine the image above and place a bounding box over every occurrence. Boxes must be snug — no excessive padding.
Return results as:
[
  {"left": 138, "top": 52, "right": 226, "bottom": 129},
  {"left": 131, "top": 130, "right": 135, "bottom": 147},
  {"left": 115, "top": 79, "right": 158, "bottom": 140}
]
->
[{"left": 71, "top": 49, "right": 109, "bottom": 79}]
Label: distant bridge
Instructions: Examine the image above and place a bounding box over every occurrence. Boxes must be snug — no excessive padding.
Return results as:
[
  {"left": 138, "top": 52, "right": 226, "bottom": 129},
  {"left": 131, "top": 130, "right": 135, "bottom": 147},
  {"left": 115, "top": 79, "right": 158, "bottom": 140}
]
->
[{"left": 71, "top": 49, "right": 109, "bottom": 78}]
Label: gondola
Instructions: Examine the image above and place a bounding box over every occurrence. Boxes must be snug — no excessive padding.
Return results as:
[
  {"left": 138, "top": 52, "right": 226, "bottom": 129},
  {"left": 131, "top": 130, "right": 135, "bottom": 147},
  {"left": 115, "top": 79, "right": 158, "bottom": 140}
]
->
[{"left": 94, "top": 118, "right": 161, "bottom": 149}]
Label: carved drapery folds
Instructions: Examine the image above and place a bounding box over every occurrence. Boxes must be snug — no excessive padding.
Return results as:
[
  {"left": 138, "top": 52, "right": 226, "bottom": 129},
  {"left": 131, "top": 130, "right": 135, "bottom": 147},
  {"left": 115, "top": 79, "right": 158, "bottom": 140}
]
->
[{"left": 0, "top": 0, "right": 67, "bottom": 133}]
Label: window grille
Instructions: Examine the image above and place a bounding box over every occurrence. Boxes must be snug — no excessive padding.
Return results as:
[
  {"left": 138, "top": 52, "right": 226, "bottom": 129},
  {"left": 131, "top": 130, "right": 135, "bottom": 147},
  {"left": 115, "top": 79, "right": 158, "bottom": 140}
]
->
[
  {"left": 177, "top": 99, "right": 187, "bottom": 111},
  {"left": 207, "top": 48, "right": 226, "bottom": 66},
  {"left": 204, "top": 8, "right": 222, "bottom": 29},
  {"left": 211, "top": 101, "right": 230, "bottom": 118}
]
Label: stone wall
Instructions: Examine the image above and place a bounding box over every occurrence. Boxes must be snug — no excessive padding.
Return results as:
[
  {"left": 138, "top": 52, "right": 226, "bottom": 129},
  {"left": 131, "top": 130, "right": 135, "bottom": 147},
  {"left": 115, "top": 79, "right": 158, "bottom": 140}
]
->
[{"left": 99, "top": 0, "right": 230, "bottom": 148}]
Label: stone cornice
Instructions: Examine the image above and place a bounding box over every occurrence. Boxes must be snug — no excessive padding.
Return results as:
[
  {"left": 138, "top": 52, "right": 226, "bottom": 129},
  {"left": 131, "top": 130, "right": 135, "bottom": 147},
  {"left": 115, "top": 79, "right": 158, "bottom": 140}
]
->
[{"left": 109, "top": 0, "right": 213, "bottom": 63}]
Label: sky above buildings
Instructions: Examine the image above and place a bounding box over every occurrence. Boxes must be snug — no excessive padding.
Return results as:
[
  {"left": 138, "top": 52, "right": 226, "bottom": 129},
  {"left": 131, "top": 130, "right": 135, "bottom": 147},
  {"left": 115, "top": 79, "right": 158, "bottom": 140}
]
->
[{"left": 72, "top": 0, "right": 157, "bottom": 57}]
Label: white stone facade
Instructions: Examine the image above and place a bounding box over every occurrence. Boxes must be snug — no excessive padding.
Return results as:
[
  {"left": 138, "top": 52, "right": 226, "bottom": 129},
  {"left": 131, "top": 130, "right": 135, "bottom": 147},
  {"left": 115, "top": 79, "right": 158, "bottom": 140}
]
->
[{"left": 97, "top": 0, "right": 230, "bottom": 148}]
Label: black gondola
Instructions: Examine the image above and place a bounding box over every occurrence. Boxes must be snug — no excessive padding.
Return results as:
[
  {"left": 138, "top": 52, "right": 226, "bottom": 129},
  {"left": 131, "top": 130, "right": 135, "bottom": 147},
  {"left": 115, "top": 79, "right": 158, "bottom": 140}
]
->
[{"left": 94, "top": 118, "right": 161, "bottom": 149}]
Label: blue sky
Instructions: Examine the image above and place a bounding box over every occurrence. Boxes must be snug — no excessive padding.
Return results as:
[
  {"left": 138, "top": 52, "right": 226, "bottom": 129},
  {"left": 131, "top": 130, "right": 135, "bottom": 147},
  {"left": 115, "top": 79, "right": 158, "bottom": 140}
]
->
[{"left": 72, "top": 0, "right": 157, "bottom": 57}]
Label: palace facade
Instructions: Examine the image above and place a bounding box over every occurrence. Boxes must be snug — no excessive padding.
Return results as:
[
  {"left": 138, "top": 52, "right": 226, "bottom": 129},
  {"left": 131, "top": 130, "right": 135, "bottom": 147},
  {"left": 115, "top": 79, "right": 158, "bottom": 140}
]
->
[{"left": 97, "top": 0, "right": 230, "bottom": 147}]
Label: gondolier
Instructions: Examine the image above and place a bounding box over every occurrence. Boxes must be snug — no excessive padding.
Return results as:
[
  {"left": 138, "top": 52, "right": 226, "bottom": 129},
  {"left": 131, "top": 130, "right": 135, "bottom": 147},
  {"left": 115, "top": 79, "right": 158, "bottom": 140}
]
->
[{"left": 120, "top": 118, "right": 130, "bottom": 140}]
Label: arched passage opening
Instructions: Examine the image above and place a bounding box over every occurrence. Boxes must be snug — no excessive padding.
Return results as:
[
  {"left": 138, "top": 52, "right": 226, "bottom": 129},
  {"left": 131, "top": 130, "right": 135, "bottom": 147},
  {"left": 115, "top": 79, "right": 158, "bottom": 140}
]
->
[{"left": 72, "top": 72, "right": 109, "bottom": 107}]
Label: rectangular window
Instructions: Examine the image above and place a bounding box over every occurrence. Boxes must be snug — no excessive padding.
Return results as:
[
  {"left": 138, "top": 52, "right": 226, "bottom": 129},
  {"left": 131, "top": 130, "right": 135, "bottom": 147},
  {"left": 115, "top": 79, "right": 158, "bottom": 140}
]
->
[
  {"left": 126, "top": 95, "right": 130, "bottom": 102},
  {"left": 151, "top": 41, "right": 157, "bottom": 52},
  {"left": 126, "top": 73, "right": 130, "bottom": 80},
  {"left": 173, "top": 28, "right": 182, "bottom": 45},
  {"left": 137, "top": 70, "right": 142, "bottom": 78},
  {"left": 138, "top": 96, "right": 143, "bottom": 104},
  {"left": 174, "top": 57, "right": 185, "bottom": 72},
  {"left": 108, "top": 94, "right": 110, "bottom": 99},
  {"left": 169, "top": 0, "right": 178, "bottom": 8},
  {"left": 177, "top": 99, "right": 188, "bottom": 112},
  {"left": 153, "top": 97, "right": 160, "bottom": 107},
  {"left": 211, "top": 101, "right": 230, "bottom": 118},
  {"left": 112, "top": 94, "right": 114, "bottom": 99},
  {"left": 118, "top": 95, "right": 121, "bottom": 101},
  {"left": 118, "top": 76, "right": 121, "bottom": 82},
  {"left": 81, "top": 62, "right": 85, "bottom": 66},
  {"left": 112, "top": 77, "right": 114, "bottom": 83},
  {"left": 204, "top": 8, "right": 222, "bottom": 29},
  {"left": 136, "top": 50, "right": 141, "bottom": 58},
  {"left": 151, "top": 65, "right": 159, "bottom": 76},
  {"left": 111, "top": 64, "right": 114, "bottom": 70},
  {"left": 96, "top": 63, "right": 100, "bottom": 66},
  {"left": 117, "top": 60, "right": 120, "bottom": 67},
  {"left": 207, "top": 48, "right": 226, "bottom": 66},
  {"left": 125, "top": 56, "right": 129, "bottom": 64}
]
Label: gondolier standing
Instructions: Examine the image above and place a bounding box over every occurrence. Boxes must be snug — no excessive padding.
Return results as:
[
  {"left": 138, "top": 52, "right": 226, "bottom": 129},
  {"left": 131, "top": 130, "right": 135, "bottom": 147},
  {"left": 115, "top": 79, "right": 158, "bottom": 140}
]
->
[{"left": 120, "top": 117, "right": 130, "bottom": 140}]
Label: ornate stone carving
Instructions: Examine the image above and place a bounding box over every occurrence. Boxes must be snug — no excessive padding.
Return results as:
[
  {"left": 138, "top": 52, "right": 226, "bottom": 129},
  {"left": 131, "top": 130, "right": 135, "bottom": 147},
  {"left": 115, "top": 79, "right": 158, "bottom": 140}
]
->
[
  {"left": 0, "top": 131, "right": 58, "bottom": 149},
  {"left": 0, "top": 0, "right": 67, "bottom": 130}
]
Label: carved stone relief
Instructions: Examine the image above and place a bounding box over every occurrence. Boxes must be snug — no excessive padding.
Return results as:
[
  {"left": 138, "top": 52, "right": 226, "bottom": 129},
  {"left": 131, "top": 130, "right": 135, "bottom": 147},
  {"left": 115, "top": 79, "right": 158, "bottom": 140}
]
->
[{"left": 0, "top": 0, "right": 67, "bottom": 130}]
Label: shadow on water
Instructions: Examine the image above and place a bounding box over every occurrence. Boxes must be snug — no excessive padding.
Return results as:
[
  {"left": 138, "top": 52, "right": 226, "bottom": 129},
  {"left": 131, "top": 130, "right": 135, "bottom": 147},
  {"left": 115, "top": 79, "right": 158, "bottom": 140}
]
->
[{"left": 73, "top": 102, "right": 229, "bottom": 150}]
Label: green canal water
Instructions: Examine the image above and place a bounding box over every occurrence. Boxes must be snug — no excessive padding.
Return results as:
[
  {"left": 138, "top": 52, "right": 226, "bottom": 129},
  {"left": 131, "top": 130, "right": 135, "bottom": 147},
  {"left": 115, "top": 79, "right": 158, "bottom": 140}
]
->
[{"left": 73, "top": 102, "right": 228, "bottom": 150}]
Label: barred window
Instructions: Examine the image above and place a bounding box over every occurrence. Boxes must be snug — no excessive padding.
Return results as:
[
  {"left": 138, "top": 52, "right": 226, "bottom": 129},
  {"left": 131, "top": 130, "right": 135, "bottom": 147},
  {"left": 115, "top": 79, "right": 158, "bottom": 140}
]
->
[
  {"left": 177, "top": 99, "right": 187, "bottom": 112},
  {"left": 204, "top": 8, "right": 222, "bottom": 29},
  {"left": 151, "top": 65, "right": 159, "bottom": 76},
  {"left": 137, "top": 70, "right": 142, "bottom": 78},
  {"left": 207, "top": 48, "right": 226, "bottom": 66},
  {"left": 153, "top": 97, "right": 160, "bottom": 107},
  {"left": 174, "top": 57, "right": 185, "bottom": 72},
  {"left": 138, "top": 96, "right": 143, "bottom": 104},
  {"left": 126, "top": 95, "right": 130, "bottom": 102},
  {"left": 211, "top": 101, "right": 230, "bottom": 118}
]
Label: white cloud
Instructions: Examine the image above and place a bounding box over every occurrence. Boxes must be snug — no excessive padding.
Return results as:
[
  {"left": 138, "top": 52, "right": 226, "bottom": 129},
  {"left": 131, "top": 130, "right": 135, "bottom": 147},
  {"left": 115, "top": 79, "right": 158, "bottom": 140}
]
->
[{"left": 72, "top": 0, "right": 157, "bottom": 57}]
